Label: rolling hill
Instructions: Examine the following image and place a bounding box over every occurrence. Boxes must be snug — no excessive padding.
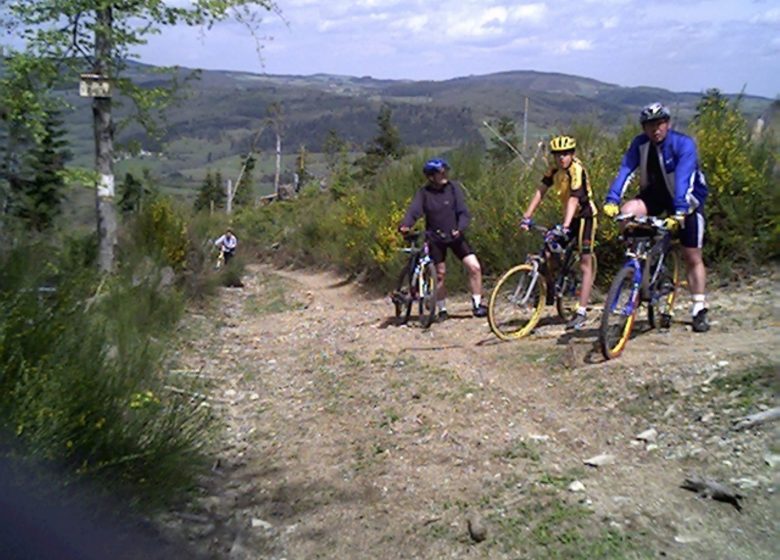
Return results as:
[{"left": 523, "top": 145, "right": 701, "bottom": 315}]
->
[{"left": 53, "top": 62, "right": 773, "bottom": 195}]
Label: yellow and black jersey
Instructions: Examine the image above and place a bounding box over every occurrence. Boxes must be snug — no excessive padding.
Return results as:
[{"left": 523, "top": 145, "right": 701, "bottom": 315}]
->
[{"left": 541, "top": 157, "right": 598, "bottom": 218}]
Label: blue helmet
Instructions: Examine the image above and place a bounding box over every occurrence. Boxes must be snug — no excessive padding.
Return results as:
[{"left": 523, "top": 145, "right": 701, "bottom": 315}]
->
[
  {"left": 639, "top": 102, "right": 671, "bottom": 124},
  {"left": 423, "top": 158, "right": 449, "bottom": 176}
]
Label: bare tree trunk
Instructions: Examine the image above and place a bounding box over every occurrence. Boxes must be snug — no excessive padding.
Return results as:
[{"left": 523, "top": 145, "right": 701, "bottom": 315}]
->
[
  {"left": 93, "top": 7, "right": 117, "bottom": 273},
  {"left": 225, "top": 178, "right": 233, "bottom": 215},
  {"left": 274, "top": 132, "right": 281, "bottom": 197}
]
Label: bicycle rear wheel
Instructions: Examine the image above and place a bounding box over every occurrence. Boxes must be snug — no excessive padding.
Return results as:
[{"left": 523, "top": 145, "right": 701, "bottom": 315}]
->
[
  {"left": 599, "top": 266, "right": 639, "bottom": 359},
  {"left": 648, "top": 249, "right": 680, "bottom": 329},
  {"left": 556, "top": 252, "right": 598, "bottom": 322},
  {"left": 488, "top": 264, "right": 545, "bottom": 341},
  {"left": 394, "top": 263, "right": 413, "bottom": 325},
  {"left": 418, "top": 262, "right": 438, "bottom": 328}
]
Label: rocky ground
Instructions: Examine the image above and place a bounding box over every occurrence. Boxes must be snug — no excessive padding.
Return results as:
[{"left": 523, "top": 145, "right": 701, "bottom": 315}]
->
[{"left": 160, "top": 264, "right": 779, "bottom": 559}]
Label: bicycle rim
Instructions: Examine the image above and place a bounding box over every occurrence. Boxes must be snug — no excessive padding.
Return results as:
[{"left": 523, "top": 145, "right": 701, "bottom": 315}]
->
[
  {"left": 419, "top": 263, "right": 438, "bottom": 328},
  {"left": 648, "top": 250, "right": 680, "bottom": 329},
  {"left": 394, "top": 263, "right": 413, "bottom": 324},
  {"left": 599, "top": 266, "right": 639, "bottom": 359},
  {"left": 488, "top": 264, "right": 545, "bottom": 340}
]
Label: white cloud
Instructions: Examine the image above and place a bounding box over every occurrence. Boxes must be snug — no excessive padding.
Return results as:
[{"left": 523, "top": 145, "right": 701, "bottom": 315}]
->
[
  {"left": 554, "top": 39, "right": 593, "bottom": 54},
  {"left": 508, "top": 3, "right": 547, "bottom": 23},
  {"left": 601, "top": 16, "right": 619, "bottom": 29},
  {"left": 750, "top": 8, "right": 780, "bottom": 24}
]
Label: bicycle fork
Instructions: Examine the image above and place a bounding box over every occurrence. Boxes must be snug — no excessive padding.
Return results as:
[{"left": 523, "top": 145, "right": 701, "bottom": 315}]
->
[
  {"left": 512, "top": 261, "right": 540, "bottom": 305},
  {"left": 610, "top": 260, "right": 642, "bottom": 316}
]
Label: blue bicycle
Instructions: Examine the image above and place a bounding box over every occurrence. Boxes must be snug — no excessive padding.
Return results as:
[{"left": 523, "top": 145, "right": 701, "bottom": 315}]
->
[
  {"left": 599, "top": 214, "right": 681, "bottom": 359},
  {"left": 391, "top": 232, "right": 438, "bottom": 328}
]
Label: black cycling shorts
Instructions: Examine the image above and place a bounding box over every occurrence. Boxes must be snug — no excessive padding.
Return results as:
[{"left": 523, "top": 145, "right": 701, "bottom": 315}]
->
[
  {"left": 428, "top": 235, "right": 474, "bottom": 264},
  {"left": 570, "top": 217, "right": 597, "bottom": 255}
]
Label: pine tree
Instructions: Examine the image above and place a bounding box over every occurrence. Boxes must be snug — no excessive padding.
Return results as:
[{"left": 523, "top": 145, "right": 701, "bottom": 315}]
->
[
  {"left": 295, "top": 144, "right": 312, "bottom": 190},
  {"left": 194, "top": 170, "right": 225, "bottom": 212},
  {"left": 357, "top": 105, "right": 405, "bottom": 178},
  {"left": 10, "top": 109, "right": 70, "bottom": 231},
  {"left": 323, "top": 129, "right": 346, "bottom": 172},
  {"left": 486, "top": 116, "right": 520, "bottom": 165},
  {"left": 233, "top": 156, "right": 254, "bottom": 208}
]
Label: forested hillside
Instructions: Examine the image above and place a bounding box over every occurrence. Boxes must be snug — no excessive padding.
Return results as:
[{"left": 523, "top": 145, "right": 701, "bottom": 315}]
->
[{"left": 50, "top": 62, "right": 773, "bottom": 194}]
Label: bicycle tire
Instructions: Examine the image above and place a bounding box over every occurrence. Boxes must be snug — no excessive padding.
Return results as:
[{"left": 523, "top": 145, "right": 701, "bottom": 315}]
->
[
  {"left": 418, "top": 262, "right": 438, "bottom": 329},
  {"left": 556, "top": 252, "right": 598, "bottom": 322},
  {"left": 599, "top": 266, "right": 639, "bottom": 359},
  {"left": 394, "top": 262, "right": 413, "bottom": 325},
  {"left": 488, "top": 264, "right": 545, "bottom": 341},
  {"left": 648, "top": 249, "right": 680, "bottom": 329}
]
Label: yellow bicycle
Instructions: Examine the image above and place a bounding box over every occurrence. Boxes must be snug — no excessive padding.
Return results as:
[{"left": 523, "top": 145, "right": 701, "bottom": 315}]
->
[{"left": 488, "top": 226, "right": 597, "bottom": 341}]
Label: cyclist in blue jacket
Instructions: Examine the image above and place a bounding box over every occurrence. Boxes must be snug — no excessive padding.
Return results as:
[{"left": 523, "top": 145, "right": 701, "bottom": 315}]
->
[{"left": 603, "top": 103, "right": 710, "bottom": 332}]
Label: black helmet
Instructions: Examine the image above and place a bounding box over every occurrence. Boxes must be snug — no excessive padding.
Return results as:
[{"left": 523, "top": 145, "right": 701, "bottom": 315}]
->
[{"left": 639, "top": 102, "right": 671, "bottom": 124}]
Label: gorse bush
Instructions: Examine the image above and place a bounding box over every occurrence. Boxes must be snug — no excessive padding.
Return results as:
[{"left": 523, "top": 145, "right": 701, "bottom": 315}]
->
[
  {"left": 238, "top": 91, "right": 775, "bottom": 291},
  {"left": 0, "top": 236, "right": 212, "bottom": 506},
  {"left": 690, "top": 90, "right": 778, "bottom": 265}
]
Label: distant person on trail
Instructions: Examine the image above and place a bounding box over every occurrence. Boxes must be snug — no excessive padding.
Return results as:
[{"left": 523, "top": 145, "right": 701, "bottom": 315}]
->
[
  {"left": 399, "top": 158, "right": 488, "bottom": 320},
  {"left": 520, "top": 135, "right": 598, "bottom": 330},
  {"left": 214, "top": 227, "right": 238, "bottom": 265},
  {"left": 603, "top": 102, "right": 710, "bottom": 332}
]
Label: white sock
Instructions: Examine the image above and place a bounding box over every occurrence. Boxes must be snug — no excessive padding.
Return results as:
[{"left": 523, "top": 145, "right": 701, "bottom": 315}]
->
[
  {"left": 576, "top": 306, "right": 587, "bottom": 316},
  {"left": 472, "top": 294, "right": 482, "bottom": 307},
  {"left": 437, "top": 299, "right": 447, "bottom": 312},
  {"left": 691, "top": 294, "right": 706, "bottom": 316}
]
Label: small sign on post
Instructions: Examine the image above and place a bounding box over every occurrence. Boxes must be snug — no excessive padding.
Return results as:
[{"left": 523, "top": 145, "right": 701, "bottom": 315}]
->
[{"left": 79, "top": 73, "right": 111, "bottom": 98}]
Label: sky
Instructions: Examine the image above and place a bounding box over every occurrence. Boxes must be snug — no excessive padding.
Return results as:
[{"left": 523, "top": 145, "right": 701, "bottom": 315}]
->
[{"left": 136, "top": 0, "right": 777, "bottom": 98}]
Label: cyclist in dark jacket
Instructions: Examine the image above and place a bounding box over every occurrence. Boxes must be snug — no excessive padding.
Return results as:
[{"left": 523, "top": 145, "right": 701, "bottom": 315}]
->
[
  {"left": 603, "top": 102, "right": 710, "bottom": 332},
  {"left": 399, "top": 159, "right": 487, "bottom": 319}
]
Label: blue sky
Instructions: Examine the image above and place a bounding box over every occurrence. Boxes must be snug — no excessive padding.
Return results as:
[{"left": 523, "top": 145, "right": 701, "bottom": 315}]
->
[{"left": 138, "top": 0, "right": 777, "bottom": 98}]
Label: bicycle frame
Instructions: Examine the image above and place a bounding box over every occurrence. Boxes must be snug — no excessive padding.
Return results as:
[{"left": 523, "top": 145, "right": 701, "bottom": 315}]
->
[{"left": 404, "top": 239, "right": 432, "bottom": 299}]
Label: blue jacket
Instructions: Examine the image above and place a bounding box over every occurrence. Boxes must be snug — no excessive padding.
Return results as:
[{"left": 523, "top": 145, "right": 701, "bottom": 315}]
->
[{"left": 606, "top": 129, "right": 708, "bottom": 214}]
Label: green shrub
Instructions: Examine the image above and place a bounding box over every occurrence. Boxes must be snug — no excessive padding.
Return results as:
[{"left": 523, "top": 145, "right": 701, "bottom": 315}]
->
[
  {"left": 690, "top": 90, "right": 778, "bottom": 264},
  {"left": 234, "top": 92, "right": 776, "bottom": 292},
  {"left": 0, "top": 239, "right": 213, "bottom": 507}
]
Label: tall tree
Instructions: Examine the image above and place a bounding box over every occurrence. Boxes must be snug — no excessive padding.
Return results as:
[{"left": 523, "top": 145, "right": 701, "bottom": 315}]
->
[
  {"left": 5, "top": 0, "right": 280, "bottom": 271},
  {"left": 12, "top": 110, "right": 71, "bottom": 231},
  {"left": 194, "top": 170, "right": 225, "bottom": 213},
  {"left": 233, "top": 155, "right": 254, "bottom": 208},
  {"left": 323, "top": 129, "right": 347, "bottom": 172},
  {"left": 486, "top": 116, "right": 520, "bottom": 165},
  {"left": 357, "top": 105, "right": 404, "bottom": 178},
  {"left": 267, "top": 102, "right": 284, "bottom": 197}
]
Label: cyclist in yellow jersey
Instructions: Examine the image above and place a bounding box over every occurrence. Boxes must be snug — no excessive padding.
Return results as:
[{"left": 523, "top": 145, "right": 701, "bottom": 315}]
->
[{"left": 519, "top": 135, "right": 598, "bottom": 330}]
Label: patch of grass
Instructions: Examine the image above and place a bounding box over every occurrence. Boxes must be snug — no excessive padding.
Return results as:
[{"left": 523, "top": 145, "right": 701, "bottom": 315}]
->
[
  {"left": 244, "top": 274, "right": 302, "bottom": 315},
  {"left": 708, "top": 363, "right": 778, "bottom": 412},
  {"left": 498, "top": 439, "right": 541, "bottom": 462},
  {"left": 490, "top": 491, "right": 638, "bottom": 558}
]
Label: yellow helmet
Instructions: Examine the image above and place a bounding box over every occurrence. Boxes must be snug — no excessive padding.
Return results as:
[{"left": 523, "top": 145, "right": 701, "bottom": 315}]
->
[{"left": 549, "top": 135, "right": 576, "bottom": 152}]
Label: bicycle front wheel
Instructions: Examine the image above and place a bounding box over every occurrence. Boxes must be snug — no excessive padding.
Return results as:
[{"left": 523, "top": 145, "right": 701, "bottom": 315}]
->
[
  {"left": 599, "top": 266, "right": 639, "bottom": 359},
  {"left": 556, "top": 252, "right": 598, "bottom": 322},
  {"left": 394, "top": 263, "right": 413, "bottom": 325},
  {"left": 418, "top": 262, "right": 438, "bottom": 329},
  {"left": 648, "top": 249, "right": 680, "bottom": 329},
  {"left": 488, "top": 264, "right": 545, "bottom": 341}
]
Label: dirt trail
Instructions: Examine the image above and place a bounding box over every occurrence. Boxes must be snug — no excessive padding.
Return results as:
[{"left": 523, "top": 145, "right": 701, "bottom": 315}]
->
[{"left": 166, "top": 264, "right": 780, "bottom": 559}]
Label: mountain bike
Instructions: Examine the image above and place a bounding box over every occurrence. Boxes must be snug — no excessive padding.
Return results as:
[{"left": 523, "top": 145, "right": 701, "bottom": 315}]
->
[
  {"left": 599, "top": 214, "right": 681, "bottom": 359},
  {"left": 488, "top": 225, "right": 597, "bottom": 341},
  {"left": 391, "top": 231, "right": 438, "bottom": 328},
  {"left": 214, "top": 250, "right": 225, "bottom": 270}
]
